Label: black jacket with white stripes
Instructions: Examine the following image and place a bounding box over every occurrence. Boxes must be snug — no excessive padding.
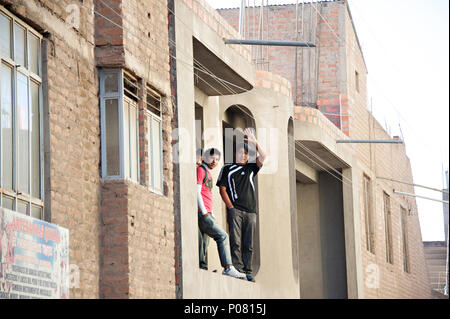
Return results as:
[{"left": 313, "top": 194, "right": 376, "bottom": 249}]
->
[{"left": 216, "top": 162, "right": 260, "bottom": 214}]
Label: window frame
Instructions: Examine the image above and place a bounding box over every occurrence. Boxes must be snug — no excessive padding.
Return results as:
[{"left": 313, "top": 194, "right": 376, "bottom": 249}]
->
[
  {"left": 99, "top": 68, "right": 140, "bottom": 183},
  {"left": 144, "top": 85, "right": 163, "bottom": 195},
  {"left": 123, "top": 95, "right": 139, "bottom": 182},
  {"left": 400, "top": 206, "right": 410, "bottom": 273},
  {"left": 363, "top": 174, "right": 375, "bottom": 254},
  {"left": 383, "top": 191, "right": 394, "bottom": 265},
  {"left": 355, "top": 70, "right": 360, "bottom": 93},
  {"left": 0, "top": 6, "right": 43, "bottom": 219}
]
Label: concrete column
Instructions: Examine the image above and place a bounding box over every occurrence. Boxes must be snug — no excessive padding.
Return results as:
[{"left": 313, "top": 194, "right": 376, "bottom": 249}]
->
[
  {"left": 342, "top": 167, "right": 364, "bottom": 299},
  {"left": 297, "top": 182, "right": 324, "bottom": 298},
  {"left": 175, "top": 0, "right": 197, "bottom": 295}
]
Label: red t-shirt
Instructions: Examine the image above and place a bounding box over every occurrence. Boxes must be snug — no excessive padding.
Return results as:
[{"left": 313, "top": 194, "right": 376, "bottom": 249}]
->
[{"left": 197, "top": 165, "right": 213, "bottom": 213}]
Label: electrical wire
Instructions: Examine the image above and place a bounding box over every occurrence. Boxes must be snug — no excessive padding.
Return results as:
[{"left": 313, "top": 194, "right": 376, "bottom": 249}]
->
[{"left": 90, "top": 0, "right": 424, "bottom": 214}]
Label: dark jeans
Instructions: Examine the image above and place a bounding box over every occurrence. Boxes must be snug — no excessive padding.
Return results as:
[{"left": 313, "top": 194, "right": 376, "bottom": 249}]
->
[
  {"left": 198, "top": 227, "right": 210, "bottom": 270},
  {"left": 198, "top": 212, "right": 233, "bottom": 268},
  {"left": 226, "top": 208, "right": 256, "bottom": 274}
]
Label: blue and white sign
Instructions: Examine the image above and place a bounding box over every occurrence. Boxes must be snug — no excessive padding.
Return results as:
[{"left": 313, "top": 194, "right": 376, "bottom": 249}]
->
[{"left": 0, "top": 208, "right": 69, "bottom": 299}]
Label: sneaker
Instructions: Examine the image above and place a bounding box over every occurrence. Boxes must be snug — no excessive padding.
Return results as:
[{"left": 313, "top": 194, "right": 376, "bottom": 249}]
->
[
  {"left": 246, "top": 274, "right": 256, "bottom": 282},
  {"left": 222, "top": 266, "right": 246, "bottom": 279}
]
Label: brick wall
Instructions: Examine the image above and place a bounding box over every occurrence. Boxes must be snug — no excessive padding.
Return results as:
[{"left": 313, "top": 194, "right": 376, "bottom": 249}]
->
[
  {"left": 94, "top": 0, "right": 124, "bottom": 66},
  {"left": 100, "top": 179, "right": 175, "bottom": 299},
  {"left": 219, "top": 1, "right": 431, "bottom": 299},
  {"left": 219, "top": 2, "right": 347, "bottom": 133},
  {"left": 1, "top": 0, "right": 101, "bottom": 298},
  {"left": 1, "top": 0, "right": 176, "bottom": 299},
  {"left": 100, "top": 181, "right": 129, "bottom": 298},
  {"left": 94, "top": 0, "right": 175, "bottom": 299},
  {"left": 181, "top": 0, "right": 252, "bottom": 63},
  {"left": 343, "top": 3, "right": 431, "bottom": 298},
  {"left": 356, "top": 118, "right": 431, "bottom": 299},
  {"left": 127, "top": 182, "right": 175, "bottom": 298}
]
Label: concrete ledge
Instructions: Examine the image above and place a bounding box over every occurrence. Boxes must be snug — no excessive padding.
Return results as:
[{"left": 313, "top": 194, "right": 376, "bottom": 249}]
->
[{"left": 294, "top": 106, "right": 354, "bottom": 170}]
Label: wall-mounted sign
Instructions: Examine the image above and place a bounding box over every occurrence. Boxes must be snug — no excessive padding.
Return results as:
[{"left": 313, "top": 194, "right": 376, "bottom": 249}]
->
[{"left": 0, "top": 208, "right": 69, "bottom": 299}]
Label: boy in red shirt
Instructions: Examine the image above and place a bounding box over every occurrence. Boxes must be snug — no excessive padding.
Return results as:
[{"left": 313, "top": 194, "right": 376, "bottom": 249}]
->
[{"left": 197, "top": 148, "right": 245, "bottom": 279}]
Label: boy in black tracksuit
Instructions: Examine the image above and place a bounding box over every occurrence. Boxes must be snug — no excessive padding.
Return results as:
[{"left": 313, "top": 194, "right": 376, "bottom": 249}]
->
[{"left": 216, "top": 128, "right": 266, "bottom": 282}]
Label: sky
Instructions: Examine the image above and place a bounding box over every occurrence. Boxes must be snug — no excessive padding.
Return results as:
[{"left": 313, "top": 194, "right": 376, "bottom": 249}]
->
[{"left": 205, "top": 0, "right": 449, "bottom": 241}]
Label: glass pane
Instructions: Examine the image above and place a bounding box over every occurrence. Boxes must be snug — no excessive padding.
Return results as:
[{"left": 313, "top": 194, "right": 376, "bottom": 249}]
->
[
  {"left": 152, "top": 118, "right": 162, "bottom": 192},
  {"left": 0, "top": 13, "right": 11, "bottom": 58},
  {"left": 2, "top": 196, "right": 13, "bottom": 210},
  {"left": 104, "top": 99, "right": 120, "bottom": 176},
  {"left": 30, "top": 81, "right": 40, "bottom": 198},
  {"left": 123, "top": 100, "right": 130, "bottom": 179},
  {"left": 17, "top": 72, "right": 29, "bottom": 194},
  {"left": 14, "top": 23, "right": 26, "bottom": 67},
  {"left": 28, "top": 33, "right": 39, "bottom": 75},
  {"left": 147, "top": 117, "right": 153, "bottom": 187},
  {"left": 129, "top": 104, "right": 138, "bottom": 181},
  {"left": 17, "top": 200, "right": 28, "bottom": 215},
  {"left": 104, "top": 73, "right": 118, "bottom": 93},
  {"left": 1, "top": 64, "right": 13, "bottom": 189},
  {"left": 30, "top": 206, "right": 42, "bottom": 219}
]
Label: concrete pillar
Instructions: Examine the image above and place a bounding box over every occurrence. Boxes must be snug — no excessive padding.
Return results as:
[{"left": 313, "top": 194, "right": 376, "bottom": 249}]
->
[
  {"left": 174, "top": 0, "right": 197, "bottom": 295},
  {"left": 297, "top": 182, "right": 323, "bottom": 298},
  {"left": 342, "top": 167, "right": 364, "bottom": 299}
]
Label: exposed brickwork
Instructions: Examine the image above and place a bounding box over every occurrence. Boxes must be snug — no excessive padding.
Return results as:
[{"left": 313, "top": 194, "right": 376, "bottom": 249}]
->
[
  {"left": 95, "top": 0, "right": 176, "bottom": 299},
  {"left": 254, "top": 69, "right": 292, "bottom": 97},
  {"left": 1, "top": 0, "right": 175, "bottom": 299},
  {"left": 127, "top": 182, "right": 175, "bottom": 298},
  {"left": 340, "top": 5, "right": 431, "bottom": 297},
  {"left": 219, "top": 2, "right": 432, "bottom": 299},
  {"left": 1, "top": 0, "right": 101, "bottom": 298},
  {"left": 219, "top": 2, "right": 347, "bottom": 133},
  {"left": 3, "top": 0, "right": 431, "bottom": 300},
  {"left": 100, "top": 181, "right": 129, "bottom": 298},
  {"left": 100, "top": 179, "right": 175, "bottom": 299},
  {"left": 356, "top": 118, "right": 431, "bottom": 299},
  {"left": 94, "top": 0, "right": 125, "bottom": 66},
  {"left": 180, "top": 0, "right": 252, "bottom": 63},
  {"left": 47, "top": 36, "right": 101, "bottom": 299}
]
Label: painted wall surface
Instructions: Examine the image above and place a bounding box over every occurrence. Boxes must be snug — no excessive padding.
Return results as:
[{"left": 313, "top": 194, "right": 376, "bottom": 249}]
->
[
  {"left": 220, "top": 2, "right": 432, "bottom": 299},
  {"left": 175, "top": 0, "right": 299, "bottom": 299}
]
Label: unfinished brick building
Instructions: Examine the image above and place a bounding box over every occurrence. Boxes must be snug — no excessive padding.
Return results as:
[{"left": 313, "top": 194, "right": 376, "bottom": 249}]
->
[
  {"left": 219, "top": 1, "right": 432, "bottom": 298},
  {"left": 0, "top": 0, "right": 432, "bottom": 299},
  {"left": 0, "top": 0, "right": 175, "bottom": 298}
]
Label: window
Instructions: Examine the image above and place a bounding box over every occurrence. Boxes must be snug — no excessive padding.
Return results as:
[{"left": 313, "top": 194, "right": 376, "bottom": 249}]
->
[
  {"left": 123, "top": 74, "right": 139, "bottom": 182},
  {"left": 1, "top": 8, "right": 43, "bottom": 219},
  {"left": 401, "top": 206, "right": 410, "bottom": 273},
  {"left": 100, "top": 69, "right": 139, "bottom": 182},
  {"left": 363, "top": 175, "right": 375, "bottom": 253},
  {"left": 355, "top": 71, "right": 360, "bottom": 93},
  {"left": 383, "top": 192, "right": 393, "bottom": 264},
  {"left": 145, "top": 86, "right": 163, "bottom": 194}
]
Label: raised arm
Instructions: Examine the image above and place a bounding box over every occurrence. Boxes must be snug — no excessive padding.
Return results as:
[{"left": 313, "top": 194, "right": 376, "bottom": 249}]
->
[{"left": 244, "top": 128, "right": 266, "bottom": 168}]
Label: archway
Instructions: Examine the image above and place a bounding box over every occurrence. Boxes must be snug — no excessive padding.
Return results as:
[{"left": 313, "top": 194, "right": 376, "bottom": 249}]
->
[{"left": 221, "top": 104, "right": 260, "bottom": 276}]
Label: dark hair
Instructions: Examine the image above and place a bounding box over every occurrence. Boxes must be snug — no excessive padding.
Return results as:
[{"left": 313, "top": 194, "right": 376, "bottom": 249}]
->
[
  {"left": 236, "top": 143, "right": 248, "bottom": 154},
  {"left": 203, "top": 148, "right": 221, "bottom": 159}
]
